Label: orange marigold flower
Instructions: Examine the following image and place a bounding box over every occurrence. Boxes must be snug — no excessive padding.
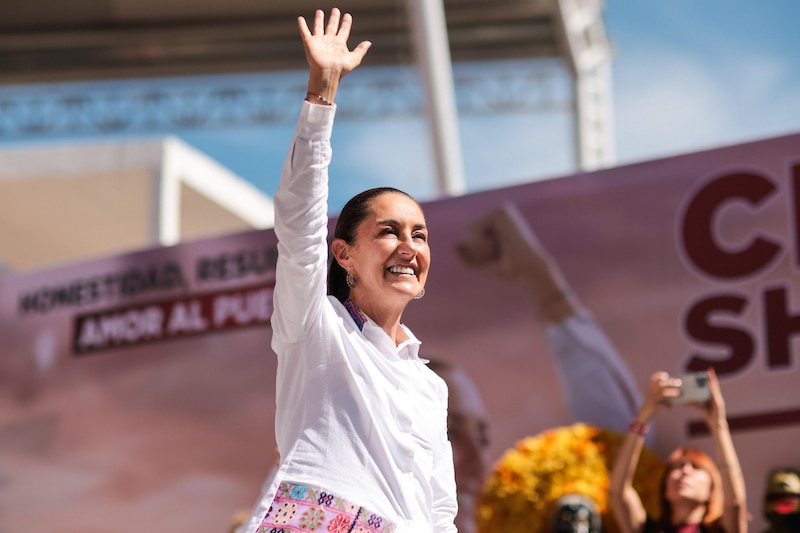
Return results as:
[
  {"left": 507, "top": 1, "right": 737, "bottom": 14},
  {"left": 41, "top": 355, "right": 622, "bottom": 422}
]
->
[{"left": 477, "top": 423, "right": 663, "bottom": 533}]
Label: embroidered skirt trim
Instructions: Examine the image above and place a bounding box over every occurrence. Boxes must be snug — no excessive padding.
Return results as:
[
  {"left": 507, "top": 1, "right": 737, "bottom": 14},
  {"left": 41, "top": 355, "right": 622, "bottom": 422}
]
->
[{"left": 258, "top": 481, "right": 397, "bottom": 533}]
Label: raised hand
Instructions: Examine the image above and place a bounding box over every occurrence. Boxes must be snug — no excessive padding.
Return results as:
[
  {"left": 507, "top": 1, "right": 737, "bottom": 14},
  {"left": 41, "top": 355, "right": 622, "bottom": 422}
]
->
[
  {"left": 637, "top": 371, "right": 679, "bottom": 422},
  {"left": 693, "top": 367, "right": 726, "bottom": 427},
  {"left": 456, "top": 204, "right": 550, "bottom": 281},
  {"left": 297, "top": 8, "right": 372, "bottom": 104},
  {"left": 456, "top": 204, "right": 577, "bottom": 322}
]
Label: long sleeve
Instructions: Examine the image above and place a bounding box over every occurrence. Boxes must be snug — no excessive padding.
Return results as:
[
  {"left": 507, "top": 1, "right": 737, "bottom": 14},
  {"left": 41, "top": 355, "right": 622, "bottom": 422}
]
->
[
  {"left": 547, "top": 313, "right": 642, "bottom": 434},
  {"left": 271, "top": 101, "right": 336, "bottom": 346},
  {"left": 431, "top": 390, "right": 458, "bottom": 533},
  {"left": 264, "top": 100, "right": 455, "bottom": 533}
]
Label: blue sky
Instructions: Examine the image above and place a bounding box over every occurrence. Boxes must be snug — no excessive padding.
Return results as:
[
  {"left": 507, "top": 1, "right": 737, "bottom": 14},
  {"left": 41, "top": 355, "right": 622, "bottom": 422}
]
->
[
  {"left": 3, "top": 1, "right": 800, "bottom": 211},
  {"left": 188, "top": 0, "right": 800, "bottom": 209},
  {"left": 607, "top": 1, "right": 800, "bottom": 165}
]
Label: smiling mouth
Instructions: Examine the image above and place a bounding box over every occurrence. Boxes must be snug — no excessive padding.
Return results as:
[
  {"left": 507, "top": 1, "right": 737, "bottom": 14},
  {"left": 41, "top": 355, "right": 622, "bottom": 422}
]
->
[{"left": 387, "top": 266, "right": 416, "bottom": 276}]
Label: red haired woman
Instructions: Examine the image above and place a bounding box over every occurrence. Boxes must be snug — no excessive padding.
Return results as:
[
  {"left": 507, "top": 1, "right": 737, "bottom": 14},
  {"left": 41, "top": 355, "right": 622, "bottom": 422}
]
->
[{"left": 610, "top": 370, "right": 747, "bottom": 533}]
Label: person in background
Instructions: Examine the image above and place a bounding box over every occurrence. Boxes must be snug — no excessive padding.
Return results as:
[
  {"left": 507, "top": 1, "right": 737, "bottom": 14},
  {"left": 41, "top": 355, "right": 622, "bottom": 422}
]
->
[
  {"left": 237, "top": 8, "right": 456, "bottom": 533},
  {"left": 456, "top": 204, "right": 642, "bottom": 431},
  {"left": 609, "top": 370, "right": 747, "bottom": 533},
  {"left": 551, "top": 494, "right": 603, "bottom": 533},
  {"left": 424, "top": 359, "right": 490, "bottom": 533},
  {"left": 761, "top": 467, "right": 800, "bottom": 533},
  {"left": 436, "top": 204, "right": 644, "bottom": 533}
]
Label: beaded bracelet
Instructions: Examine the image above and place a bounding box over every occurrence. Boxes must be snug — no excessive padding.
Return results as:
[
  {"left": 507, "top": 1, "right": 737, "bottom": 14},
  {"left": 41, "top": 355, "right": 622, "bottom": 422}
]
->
[
  {"left": 306, "top": 92, "right": 333, "bottom": 105},
  {"left": 628, "top": 420, "right": 650, "bottom": 436}
]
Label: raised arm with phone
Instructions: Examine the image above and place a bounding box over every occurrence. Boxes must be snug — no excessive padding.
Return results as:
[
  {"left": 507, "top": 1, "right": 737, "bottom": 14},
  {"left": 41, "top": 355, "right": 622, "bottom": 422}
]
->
[{"left": 609, "top": 368, "right": 748, "bottom": 533}]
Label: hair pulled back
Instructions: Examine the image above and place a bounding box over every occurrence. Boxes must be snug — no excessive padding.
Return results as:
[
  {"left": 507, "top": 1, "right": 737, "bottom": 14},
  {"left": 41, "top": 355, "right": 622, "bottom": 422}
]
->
[{"left": 328, "top": 187, "right": 419, "bottom": 302}]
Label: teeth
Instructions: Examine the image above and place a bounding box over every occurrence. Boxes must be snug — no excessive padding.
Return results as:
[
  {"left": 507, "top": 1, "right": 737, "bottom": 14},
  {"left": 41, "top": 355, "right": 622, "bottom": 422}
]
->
[{"left": 388, "top": 266, "right": 415, "bottom": 275}]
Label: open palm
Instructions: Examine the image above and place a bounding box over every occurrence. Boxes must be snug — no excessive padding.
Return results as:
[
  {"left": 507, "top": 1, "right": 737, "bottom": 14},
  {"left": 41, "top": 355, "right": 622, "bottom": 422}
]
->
[{"left": 298, "top": 8, "right": 371, "bottom": 82}]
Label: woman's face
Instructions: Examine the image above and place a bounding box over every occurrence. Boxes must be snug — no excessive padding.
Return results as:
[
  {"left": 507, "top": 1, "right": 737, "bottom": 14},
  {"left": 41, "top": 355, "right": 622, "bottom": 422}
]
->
[
  {"left": 664, "top": 458, "right": 713, "bottom": 504},
  {"left": 346, "top": 193, "right": 430, "bottom": 303}
]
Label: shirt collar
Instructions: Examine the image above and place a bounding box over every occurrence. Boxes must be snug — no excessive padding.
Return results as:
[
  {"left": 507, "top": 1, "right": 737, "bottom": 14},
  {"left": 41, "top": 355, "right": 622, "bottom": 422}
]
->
[
  {"left": 343, "top": 298, "right": 422, "bottom": 360},
  {"left": 344, "top": 298, "right": 367, "bottom": 331}
]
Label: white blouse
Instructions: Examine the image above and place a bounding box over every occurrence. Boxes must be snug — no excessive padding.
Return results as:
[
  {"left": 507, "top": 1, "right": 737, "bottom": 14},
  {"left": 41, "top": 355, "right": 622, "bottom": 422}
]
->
[{"left": 240, "top": 101, "right": 457, "bottom": 533}]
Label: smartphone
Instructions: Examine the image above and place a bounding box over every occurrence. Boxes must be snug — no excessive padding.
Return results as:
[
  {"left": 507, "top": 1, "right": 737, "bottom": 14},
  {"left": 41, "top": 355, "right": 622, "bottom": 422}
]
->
[{"left": 668, "top": 371, "right": 711, "bottom": 404}]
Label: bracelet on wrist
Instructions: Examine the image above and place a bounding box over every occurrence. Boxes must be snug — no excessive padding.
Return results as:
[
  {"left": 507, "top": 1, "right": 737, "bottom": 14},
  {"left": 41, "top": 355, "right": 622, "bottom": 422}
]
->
[
  {"left": 628, "top": 420, "right": 650, "bottom": 436},
  {"left": 306, "top": 92, "right": 333, "bottom": 105}
]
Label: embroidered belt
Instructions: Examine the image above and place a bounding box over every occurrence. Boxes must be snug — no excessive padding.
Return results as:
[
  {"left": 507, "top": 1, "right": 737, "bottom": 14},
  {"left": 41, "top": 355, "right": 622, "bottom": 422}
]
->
[{"left": 258, "top": 481, "right": 397, "bottom": 533}]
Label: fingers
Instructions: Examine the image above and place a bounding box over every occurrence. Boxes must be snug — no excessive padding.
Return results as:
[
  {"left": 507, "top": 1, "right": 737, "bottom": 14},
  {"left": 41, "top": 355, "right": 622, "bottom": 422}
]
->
[
  {"left": 338, "top": 12, "right": 353, "bottom": 40},
  {"left": 456, "top": 206, "right": 531, "bottom": 275},
  {"left": 298, "top": 7, "right": 372, "bottom": 81},
  {"left": 351, "top": 40, "right": 373, "bottom": 64},
  {"left": 649, "top": 371, "right": 679, "bottom": 403},
  {"left": 463, "top": 209, "right": 505, "bottom": 248},
  {"left": 650, "top": 371, "right": 669, "bottom": 386},
  {"left": 308, "top": 8, "right": 350, "bottom": 38},
  {"left": 456, "top": 237, "right": 497, "bottom": 268},
  {"left": 325, "top": 8, "right": 341, "bottom": 35},
  {"left": 707, "top": 367, "right": 721, "bottom": 394},
  {"left": 458, "top": 223, "right": 500, "bottom": 266},
  {"left": 297, "top": 16, "right": 310, "bottom": 38},
  {"left": 706, "top": 367, "right": 725, "bottom": 410},
  {"left": 313, "top": 8, "right": 325, "bottom": 35},
  {"left": 455, "top": 216, "right": 507, "bottom": 281}
]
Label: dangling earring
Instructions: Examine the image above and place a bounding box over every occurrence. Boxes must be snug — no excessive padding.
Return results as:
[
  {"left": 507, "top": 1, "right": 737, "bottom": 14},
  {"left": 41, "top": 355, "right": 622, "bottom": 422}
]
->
[
  {"left": 346, "top": 271, "right": 356, "bottom": 289},
  {"left": 414, "top": 288, "right": 426, "bottom": 300}
]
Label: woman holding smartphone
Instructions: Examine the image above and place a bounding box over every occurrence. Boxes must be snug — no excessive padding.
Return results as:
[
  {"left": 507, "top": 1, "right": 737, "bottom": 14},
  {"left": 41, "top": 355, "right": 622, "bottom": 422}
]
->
[{"left": 609, "top": 369, "right": 748, "bottom": 533}]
